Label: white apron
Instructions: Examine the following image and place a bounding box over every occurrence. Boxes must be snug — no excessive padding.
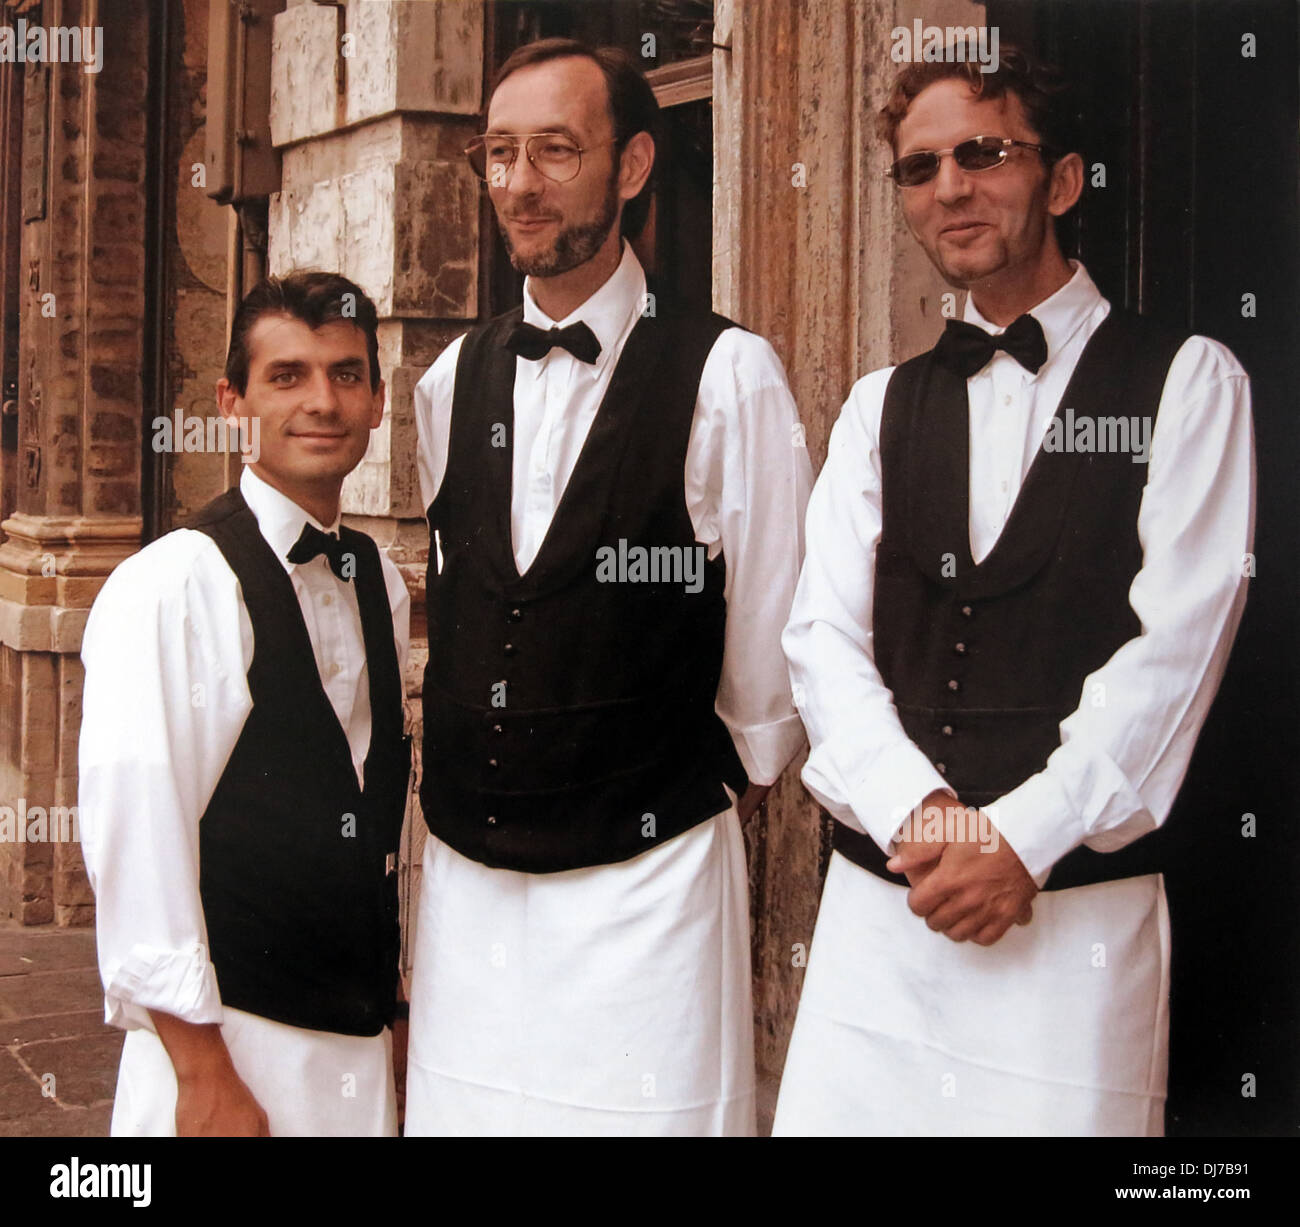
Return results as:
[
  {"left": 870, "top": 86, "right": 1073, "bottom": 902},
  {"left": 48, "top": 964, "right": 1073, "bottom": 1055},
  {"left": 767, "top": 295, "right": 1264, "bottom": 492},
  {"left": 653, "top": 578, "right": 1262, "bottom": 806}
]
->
[
  {"left": 772, "top": 851, "right": 1170, "bottom": 1136},
  {"left": 110, "top": 1007, "right": 396, "bottom": 1137},
  {"left": 405, "top": 810, "right": 756, "bottom": 1136}
]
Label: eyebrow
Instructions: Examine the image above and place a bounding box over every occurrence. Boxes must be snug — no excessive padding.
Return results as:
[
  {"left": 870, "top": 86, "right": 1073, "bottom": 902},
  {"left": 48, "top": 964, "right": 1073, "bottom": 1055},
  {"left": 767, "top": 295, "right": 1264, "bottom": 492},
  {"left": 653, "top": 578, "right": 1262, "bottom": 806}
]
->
[
  {"left": 261, "top": 356, "right": 368, "bottom": 378},
  {"left": 262, "top": 359, "right": 308, "bottom": 377},
  {"left": 329, "top": 357, "right": 368, "bottom": 374},
  {"left": 483, "top": 125, "right": 583, "bottom": 144}
]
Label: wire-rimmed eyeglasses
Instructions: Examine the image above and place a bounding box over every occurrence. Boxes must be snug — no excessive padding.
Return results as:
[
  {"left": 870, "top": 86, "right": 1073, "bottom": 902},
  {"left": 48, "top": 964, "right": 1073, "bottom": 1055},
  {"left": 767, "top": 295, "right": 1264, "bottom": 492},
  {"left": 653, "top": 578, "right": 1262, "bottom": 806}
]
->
[{"left": 464, "top": 133, "right": 617, "bottom": 185}]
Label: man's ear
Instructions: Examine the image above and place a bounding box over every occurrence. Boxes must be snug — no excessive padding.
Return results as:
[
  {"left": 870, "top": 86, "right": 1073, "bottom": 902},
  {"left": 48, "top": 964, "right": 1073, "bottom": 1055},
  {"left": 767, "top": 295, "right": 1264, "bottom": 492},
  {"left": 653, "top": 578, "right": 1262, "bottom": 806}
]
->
[
  {"left": 215, "top": 377, "right": 242, "bottom": 427},
  {"left": 369, "top": 379, "right": 386, "bottom": 431},
  {"left": 1047, "top": 151, "right": 1084, "bottom": 218},
  {"left": 617, "top": 130, "right": 655, "bottom": 205}
]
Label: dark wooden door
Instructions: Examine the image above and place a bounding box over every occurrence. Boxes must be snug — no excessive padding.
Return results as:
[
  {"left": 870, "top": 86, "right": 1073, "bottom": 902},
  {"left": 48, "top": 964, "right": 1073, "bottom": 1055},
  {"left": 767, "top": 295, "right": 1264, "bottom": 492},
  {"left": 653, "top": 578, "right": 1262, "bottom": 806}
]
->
[{"left": 987, "top": 0, "right": 1299, "bottom": 1136}]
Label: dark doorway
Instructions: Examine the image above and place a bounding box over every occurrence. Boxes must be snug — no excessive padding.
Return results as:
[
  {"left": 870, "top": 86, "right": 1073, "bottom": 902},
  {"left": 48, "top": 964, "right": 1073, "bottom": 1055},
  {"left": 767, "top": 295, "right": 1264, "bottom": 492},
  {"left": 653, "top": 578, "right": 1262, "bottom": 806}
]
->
[
  {"left": 986, "top": 0, "right": 1300, "bottom": 1135},
  {"left": 483, "top": 1, "right": 715, "bottom": 319}
]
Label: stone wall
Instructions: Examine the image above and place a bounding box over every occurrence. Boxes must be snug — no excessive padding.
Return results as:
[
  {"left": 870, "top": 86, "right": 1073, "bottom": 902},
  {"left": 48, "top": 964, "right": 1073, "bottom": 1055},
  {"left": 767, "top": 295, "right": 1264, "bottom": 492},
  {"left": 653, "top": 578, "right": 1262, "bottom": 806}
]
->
[
  {"left": 713, "top": 0, "right": 986, "bottom": 1114},
  {"left": 0, "top": 0, "right": 226, "bottom": 924},
  {"left": 266, "top": 0, "right": 484, "bottom": 970},
  {"left": 166, "top": 0, "right": 234, "bottom": 526}
]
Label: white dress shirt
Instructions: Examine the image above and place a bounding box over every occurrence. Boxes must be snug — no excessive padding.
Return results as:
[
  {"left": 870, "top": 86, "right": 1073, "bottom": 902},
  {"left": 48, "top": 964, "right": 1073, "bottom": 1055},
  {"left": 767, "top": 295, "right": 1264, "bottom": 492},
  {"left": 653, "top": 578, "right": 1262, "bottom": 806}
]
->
[
  {"left": 414, "top": 241, "right": 812, "bottom": 787},
  {"left": 783, "top": 261, "right": 1254, "bottom": 883},
  {"left": 79, "top": 465, "right": 410, "bottom": 1033},
  {"left": 405, "top": 242, "right": 810, "bottom": 1136}
]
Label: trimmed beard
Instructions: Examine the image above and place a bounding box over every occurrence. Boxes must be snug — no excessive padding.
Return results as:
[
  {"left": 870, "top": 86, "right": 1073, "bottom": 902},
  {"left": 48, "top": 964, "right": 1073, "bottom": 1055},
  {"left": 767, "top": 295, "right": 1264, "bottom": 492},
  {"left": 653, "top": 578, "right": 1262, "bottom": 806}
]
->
[{"left": 501, "top": 170, "right": 621, "bottom": 278}]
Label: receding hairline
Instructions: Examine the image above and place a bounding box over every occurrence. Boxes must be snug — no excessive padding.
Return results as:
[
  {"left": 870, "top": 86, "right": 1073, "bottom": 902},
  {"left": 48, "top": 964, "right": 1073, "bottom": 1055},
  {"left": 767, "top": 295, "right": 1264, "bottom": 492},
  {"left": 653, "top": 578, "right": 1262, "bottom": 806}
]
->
[{"left": 488, "top": 52, "right": 615, "bottom": 133}]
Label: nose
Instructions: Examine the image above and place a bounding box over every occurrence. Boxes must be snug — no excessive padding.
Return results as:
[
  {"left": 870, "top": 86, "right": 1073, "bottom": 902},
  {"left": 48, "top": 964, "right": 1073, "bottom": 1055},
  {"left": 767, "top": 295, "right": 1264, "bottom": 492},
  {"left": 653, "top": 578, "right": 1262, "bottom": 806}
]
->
[
  {"left": 300, "top": 369, "right": 340, "bottom": 414},
  {"left": 502, "top": 147, "right": 546, "bottom": 197},
  {"left": 931, "top": 151, "right": 973, "bottom": 205}
]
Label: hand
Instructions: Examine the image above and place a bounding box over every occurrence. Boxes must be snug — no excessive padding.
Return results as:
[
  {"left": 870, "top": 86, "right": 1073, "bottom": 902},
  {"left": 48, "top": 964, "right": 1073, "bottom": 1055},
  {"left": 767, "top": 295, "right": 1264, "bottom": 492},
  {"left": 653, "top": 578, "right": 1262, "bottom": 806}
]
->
[
  {"left": 896, "top": 814, "right": 1038, "bottom": 946},
  {"left": 888, "top": 834, "right": 945, "bottom": 888},
  {"left": 736, "top": 782, "right": 771, "bottom": 823},
  {"left": 148, "top": 1011, "right": 270, "bottom": 1137},
  {"left": 885, "top": 789, "right": 958, "bottom": 888},
  {"left": 174, "top": 1064, "right": 271, "bottom": 1137}
]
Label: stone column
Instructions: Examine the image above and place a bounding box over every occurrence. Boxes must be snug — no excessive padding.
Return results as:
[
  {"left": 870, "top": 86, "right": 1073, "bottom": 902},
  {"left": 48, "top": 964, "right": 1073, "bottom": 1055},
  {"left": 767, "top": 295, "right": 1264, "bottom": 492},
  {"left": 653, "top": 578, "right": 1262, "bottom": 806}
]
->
[
  {"left": 266, "top": 0, "right": 484, "bottom": 971},
  {"left": 0, "top": 0, "right": 151, "bottom": 924},
  {"left": 713, "top": 0, "right": 984, "bottom": 1123}
]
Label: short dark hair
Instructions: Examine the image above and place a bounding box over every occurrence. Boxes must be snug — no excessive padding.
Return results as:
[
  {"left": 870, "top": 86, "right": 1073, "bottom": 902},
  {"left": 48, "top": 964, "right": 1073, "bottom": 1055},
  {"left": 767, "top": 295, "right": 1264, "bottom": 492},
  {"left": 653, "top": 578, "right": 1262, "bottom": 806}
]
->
[
  {"left": 224, "top": 271, "right": 381, "bottom": 396},
  {"left": 877, "top": 44, "right": 1080, "bottom": 165},
  {"left": 491, "top": 37, "right": 660, "bottom": 240}
]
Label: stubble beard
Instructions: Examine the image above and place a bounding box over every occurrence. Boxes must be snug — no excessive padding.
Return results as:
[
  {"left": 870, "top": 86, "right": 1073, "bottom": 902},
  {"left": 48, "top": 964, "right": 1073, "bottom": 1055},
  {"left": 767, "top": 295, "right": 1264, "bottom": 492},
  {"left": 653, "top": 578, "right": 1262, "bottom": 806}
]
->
[{"left": 502, "top": 172, "right": 621, "bottom": 278}]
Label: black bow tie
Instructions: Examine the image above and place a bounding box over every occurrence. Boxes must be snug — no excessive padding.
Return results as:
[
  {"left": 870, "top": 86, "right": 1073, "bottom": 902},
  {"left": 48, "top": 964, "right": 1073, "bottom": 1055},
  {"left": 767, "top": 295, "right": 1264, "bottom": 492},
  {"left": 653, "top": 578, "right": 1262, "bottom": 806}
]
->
[
  {"left": 934, "top": 314, "right": 1048, "bottom": 378},
  {"left": 287, "top": 523, "right": 352, "bottom": 580},
  {"left": 504, "top": 319, "right": 602, "bottom": 365}
]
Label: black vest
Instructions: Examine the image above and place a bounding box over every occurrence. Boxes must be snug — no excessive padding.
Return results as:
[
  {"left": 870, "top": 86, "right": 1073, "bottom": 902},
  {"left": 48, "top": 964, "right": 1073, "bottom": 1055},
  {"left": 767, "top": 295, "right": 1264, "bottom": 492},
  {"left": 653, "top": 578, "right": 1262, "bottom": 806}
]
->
[
  {"left": 420, "top": 302, "right": 747, "bottom": 873},
  {"left": 189, "top": 488, "right": 410, "bottom": 1035},
  {"left": 833, "top": 309, "right": 1187, "bottom": 891}
]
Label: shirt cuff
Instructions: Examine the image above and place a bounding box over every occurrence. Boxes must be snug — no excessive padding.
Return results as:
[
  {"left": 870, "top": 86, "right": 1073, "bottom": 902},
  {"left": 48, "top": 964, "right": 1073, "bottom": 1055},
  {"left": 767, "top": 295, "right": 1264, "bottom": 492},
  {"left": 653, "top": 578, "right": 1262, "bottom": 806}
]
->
[
  {"left": 986, "top": 771, "right": 1086, "bottom": 887},
  {"left": 845, "top": 743, "right": 952, "bottom": 853},
  {"left": 102, "top": 943, "right": 223, "bottom": 1032},
  {"left": 727, "top": 712, "right": 807, "bottom": 786}
]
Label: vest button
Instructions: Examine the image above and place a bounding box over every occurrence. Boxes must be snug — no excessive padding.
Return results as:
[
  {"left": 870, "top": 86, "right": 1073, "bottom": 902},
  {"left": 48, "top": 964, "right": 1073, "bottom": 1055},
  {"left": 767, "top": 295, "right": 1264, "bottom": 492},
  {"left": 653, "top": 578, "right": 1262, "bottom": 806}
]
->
[
  {"left": 954, "top": 642, "right": 967, "bottom": 655},
  {"left": 486, "top": 815, "right": 497, "bottom": 826},
  {"left": 488, "top": 758, "right": 500, "bottom": 770},
  {"left": 947, "top": 679, "right": 960, "bottom": 692},
  {"left": 491, "top": 723, "right": 504, "bottom": 735},
  {"left": 936, "top": 762, "right": 947, "bottom": 775},
  {"left": 503, "top": 642, "right": 516, "bottom": 656},
  {"left": 960, "top": 604, "right": 973, "bottom": 618},
  {"left": 941, "top": 725, "right": 953, "bottom": 737},
  {"left": 508, "top": 607, "right": 523, "bottom": 622}
]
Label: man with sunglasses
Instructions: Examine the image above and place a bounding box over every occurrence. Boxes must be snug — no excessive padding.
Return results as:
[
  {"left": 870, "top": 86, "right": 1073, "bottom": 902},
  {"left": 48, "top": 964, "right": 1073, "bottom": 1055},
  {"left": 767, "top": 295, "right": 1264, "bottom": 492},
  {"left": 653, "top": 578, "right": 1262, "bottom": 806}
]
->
[
  {"left": 774, "top": 48, "right": 1253, "bottom": 1135},
  {"left": 407, "top": 38, "right": 811, "bottom": 1136}
]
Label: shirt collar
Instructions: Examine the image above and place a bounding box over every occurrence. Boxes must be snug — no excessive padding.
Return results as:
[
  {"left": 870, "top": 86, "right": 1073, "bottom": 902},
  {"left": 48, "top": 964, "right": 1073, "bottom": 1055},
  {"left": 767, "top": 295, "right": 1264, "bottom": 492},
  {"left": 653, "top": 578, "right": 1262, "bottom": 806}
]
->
[
  {"left": 239, "top": 466, "right": 341, "bottom": 569},
  {"left": 520, "top": 241, "right": 647, "bottom": 381},
  {"left": 963, "top": 260, "right": 1103, "bottom": 377}
]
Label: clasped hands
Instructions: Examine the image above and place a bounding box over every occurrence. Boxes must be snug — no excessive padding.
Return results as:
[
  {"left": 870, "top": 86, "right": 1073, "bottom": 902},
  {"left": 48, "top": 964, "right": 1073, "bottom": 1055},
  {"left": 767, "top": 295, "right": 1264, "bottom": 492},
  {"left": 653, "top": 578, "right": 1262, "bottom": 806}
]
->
[{"left": 885, "top": 789, "right": 1038, "bottom": 947}]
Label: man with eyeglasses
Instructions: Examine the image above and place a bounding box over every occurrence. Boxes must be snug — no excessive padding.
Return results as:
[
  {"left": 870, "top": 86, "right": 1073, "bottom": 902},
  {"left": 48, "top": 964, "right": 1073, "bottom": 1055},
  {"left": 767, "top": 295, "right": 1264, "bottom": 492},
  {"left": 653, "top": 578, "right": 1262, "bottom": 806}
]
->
[
  {"left": 774, "top": 47, "right": 1253, "bottom": 1135},
  {"left": 406, "top": 37, "right": 811, "bottom": 1136}
]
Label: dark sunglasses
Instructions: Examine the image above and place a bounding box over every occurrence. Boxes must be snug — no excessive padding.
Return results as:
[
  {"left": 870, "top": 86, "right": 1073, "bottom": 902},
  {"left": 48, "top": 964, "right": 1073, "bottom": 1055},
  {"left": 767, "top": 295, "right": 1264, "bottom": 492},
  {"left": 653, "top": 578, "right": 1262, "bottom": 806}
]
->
[{"left": 886, "top": 136, "right": 1052, "bottom": 187}]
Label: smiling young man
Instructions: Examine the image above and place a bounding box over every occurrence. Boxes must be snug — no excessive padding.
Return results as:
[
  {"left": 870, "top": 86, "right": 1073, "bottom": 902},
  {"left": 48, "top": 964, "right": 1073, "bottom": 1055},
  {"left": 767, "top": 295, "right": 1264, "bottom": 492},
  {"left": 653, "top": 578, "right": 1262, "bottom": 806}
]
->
[
  {"left": 773, "top": 48, "right": 1254, "bottom": 1135},
  {"left": 407, "top": 38, "right": 811, "bottom": 1136},
  {"left": 79, "top": 272, "right": 411, "bottom": 1136}
]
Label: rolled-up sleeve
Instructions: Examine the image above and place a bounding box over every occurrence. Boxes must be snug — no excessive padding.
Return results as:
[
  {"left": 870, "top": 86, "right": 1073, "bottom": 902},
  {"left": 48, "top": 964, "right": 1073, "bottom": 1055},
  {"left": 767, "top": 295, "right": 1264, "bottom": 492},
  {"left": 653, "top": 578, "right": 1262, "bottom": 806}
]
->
[{"left": 78, "top": 531, "right": 252, "bottom": 1031}]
